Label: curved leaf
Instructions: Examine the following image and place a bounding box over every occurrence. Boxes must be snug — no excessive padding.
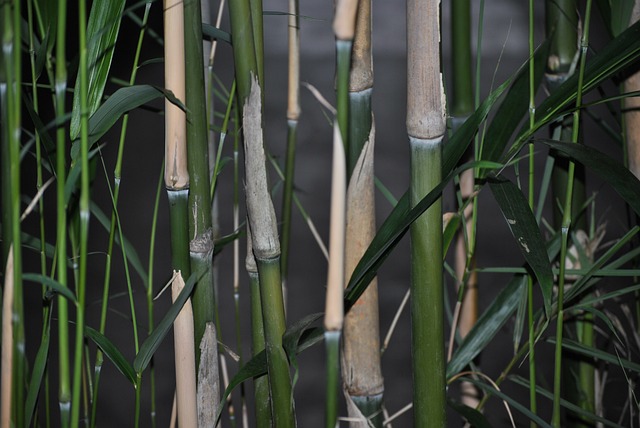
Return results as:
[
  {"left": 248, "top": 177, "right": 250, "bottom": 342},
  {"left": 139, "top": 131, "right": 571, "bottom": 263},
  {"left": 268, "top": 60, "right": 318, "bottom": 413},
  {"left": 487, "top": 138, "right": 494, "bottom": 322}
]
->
[
  {"left": 548, "top": 338, "right": 640, "bottom": 373},
  {"left": 489, "top": 176, "right": 554, "bottom": 316},
  {"left": 85, "top": 326, "right": 137, "bottom": 386},
  {"left": 447, "top": 275, "right": 527, "bottom": 378},
  {"left": 539, "top": 140, "right": 640, "bottom": 217},
  {"left": 447, "top": 399, "right": 492, "bottom": 428},
  {"left": 134, "top": 272, "right": 197, "bottom": 373},
  {"left": 480, "top": 41, "right": 549, "bottom": 165},
  {"left": 22, "top": 273, "right": 77, "bottom": 303},
  {"left": 24, "top": 312, "right": 51, "bottom": 427},
  {"left": 345, "top": 161, "right": 503, "bottom": 308}
]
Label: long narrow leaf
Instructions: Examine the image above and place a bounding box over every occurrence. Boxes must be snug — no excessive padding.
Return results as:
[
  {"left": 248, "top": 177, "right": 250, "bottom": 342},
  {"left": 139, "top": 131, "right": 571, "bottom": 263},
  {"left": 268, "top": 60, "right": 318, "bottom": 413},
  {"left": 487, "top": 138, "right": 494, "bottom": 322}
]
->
[
  {"left": 133, "top": 272, "right": 197, "bottom": 373},
  {"left": 22, "top": 273, "right": 77, "bottom": 303},
  {"left": 489, "top": 176, "right": 554, "bottom": 315},
  {"left": 85, "top": 326, "right": 137, "bottom": 386}
]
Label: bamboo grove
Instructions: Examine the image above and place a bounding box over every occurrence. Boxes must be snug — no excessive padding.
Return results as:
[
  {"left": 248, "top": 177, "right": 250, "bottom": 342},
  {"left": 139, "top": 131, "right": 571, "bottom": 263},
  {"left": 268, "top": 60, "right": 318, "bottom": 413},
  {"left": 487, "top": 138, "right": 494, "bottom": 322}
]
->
[{"left": 2, "top": 0, "right": 640, "bottom": 426}]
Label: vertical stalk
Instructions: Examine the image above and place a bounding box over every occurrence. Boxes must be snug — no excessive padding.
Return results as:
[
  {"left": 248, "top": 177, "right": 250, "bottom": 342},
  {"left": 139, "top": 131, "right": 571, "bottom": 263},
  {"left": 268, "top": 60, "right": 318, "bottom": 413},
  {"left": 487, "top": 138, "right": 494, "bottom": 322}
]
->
[
  {"left": 229, "top": 0, "right": 295, "bottom": 422},
  {"left": 407, "top": 0, "right": 447, "bottom": 426},
  {"left": 324, "top": 123, "right": 347, "bottom": 428},
  {"left": 334, "top": 0, "right": 358, "bottom": 147},
  {"left": 184, "top": 0, "right": 216, "bottom": 360},
  {"left": 342, "top": 0, "right": 384, "bottom": 426},
  {"left": 71, "top": 0, "right": 90, "bottom": 425},
  {"left": 545, "top": 1, "right": 593, "bottom": 425},
  {"left": 54, "top": 0, "right": 70, "bottom": 422},
  {"left": 280, "top": 0, "right": 301, "bottom": 294},
  {"left": 552, "top": 1, "right": 593, "bottom": 426},
  {"left": 183, "top": 1, "right": 220, "bottom": 425},
  {"left": 92, "top": 5, "right": 150, "bottom": 424},
  {"left": 246, "top": 234, "right": 271, "bottom": 428},
  {"left": 8, "top": 1, "right": 24, "bottom": 424},
  {"left": 450, "top": 0, "right": 479, "bottom": 410},
  {"left": 528, "top": 1, "right": 538, "bottom": 424},
  {"left": 164, "top": 0, "right": 190, "bottom": 275}
]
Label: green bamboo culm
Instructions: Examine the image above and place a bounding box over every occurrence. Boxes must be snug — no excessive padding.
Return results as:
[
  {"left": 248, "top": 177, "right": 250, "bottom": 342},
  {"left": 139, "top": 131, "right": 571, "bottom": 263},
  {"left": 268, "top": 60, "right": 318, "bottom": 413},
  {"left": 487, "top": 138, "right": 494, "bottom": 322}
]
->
[
  {"left": 342, "top": 0, "right": 385, "bottom": 425},
  {"left": 164, "top": 0, "right": 191, "bottom": 277},
  {"left": 334, "top": 0, "right": 358, "bottom": 147},
  {"left": 52, "top": 0, "right": 71, "bottom": 424},
  {"left": 228, "top": 0, "right": 294, "bottom": 423},
  {"left": 70, "top": 0, "right": 91, "bottom": 425},
  {"left": 407, "top": 0, "right": 447, "bottom": 426},
  {"left": 183, "top": 0, "right": 216, "bottom": 361},
  {"left": 1, "top": 1, "right": 25, "bottom": 426},
  {"left": 280, "top": 0, "right": 301, "bottom": 295},
  {"left": 545, "top": 2, "right": 594, "bottom": 426},
  {"left": 552, "top": 1, "right": 594, "bottom": 426},
  {"left": 246, "top": 234, "right": 272, "bottom": 428}
]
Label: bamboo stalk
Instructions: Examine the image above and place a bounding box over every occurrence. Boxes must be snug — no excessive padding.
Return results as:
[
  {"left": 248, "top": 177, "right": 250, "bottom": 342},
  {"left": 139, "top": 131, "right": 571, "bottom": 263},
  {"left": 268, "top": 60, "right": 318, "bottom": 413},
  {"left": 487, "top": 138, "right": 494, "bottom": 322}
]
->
[
  {"left": 324, "top": 122, "right": 347, "bottom": 428},
  {"left": 341, "top": 1, "right": 384, "bottom": 425},
  {"left": 171, "top": 272, "right": 198, "bottom": 428},
  {"left": 407, "top": 0, "right": 447, "bottom": 426},
  {"left": 164, "top": 0, "right": 191, "bottom": 276},
  {"left": 280, "top": 0, "right": 301, "bottom": 296},
  {"left": 552, "top": 2, "right": 593, "bottom": 426},
  {"left": 545, "top": 2, "right": 594, "bottom": 426},
  {"left": 1, "top": 247, "right": 13, "bottom": 428},
  {"left": 242, "top": 75, "right": 295, "bottom": 426},
  {"left": 183, "top": 0, "right": 217, "bottom": 365},
  {"left": 246, "top": 233, "right": 271, "bottom": 428}
]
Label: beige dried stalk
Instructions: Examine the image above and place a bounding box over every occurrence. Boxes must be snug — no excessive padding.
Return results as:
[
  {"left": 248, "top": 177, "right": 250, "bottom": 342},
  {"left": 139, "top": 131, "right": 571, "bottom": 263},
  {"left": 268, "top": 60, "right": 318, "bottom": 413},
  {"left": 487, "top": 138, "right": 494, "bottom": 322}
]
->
[
  {"left": 171, "top": 271, "right": 198, "bottom": 428},
  {"left": 324, "top": 122, "right": 347, "bottom": 332},
  {"left": 163, "top": 0, "right": 188, "bottom": 190}
]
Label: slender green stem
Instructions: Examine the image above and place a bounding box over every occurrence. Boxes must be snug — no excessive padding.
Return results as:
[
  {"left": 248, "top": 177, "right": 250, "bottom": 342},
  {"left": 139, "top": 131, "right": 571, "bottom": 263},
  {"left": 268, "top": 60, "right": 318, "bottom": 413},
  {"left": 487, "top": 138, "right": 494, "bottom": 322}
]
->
[
  {"left": 71, "top": 0, "right": 89, "bottom": 425},
  {"left": 325, "top": 331, "right": 341, "bottom": 428},
  {"left": 552, "top": 2, "right": 592, "bottom": 426},
  {"left": 92, "top": 5, "right": 151, "bottom": 425},
  {"left": 247, "top": 254, "right": 271, "bottom": 428},
  {"left": 53, "top": 0, "right": 70, "bottom": 423},
  {"left": 528, "top": 1, "right": 537, "bottom": 425},
  {"left": 2, "top": 1, "right": 25, "bottom": 425},
  {"left": 451, "top": 0, "right": 473, "bottom": 116},
  {"left": 256, "top": 258, "right": 294, "bottom": 427}
]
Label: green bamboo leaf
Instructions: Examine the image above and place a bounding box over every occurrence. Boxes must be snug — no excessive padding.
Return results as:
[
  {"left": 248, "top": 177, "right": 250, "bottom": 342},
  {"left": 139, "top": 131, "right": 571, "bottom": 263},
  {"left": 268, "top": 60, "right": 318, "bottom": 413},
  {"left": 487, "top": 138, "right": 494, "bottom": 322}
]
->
[
  {"left": 480, "top": 41, "right": 549, "bottom": 165},
  {"left": 90, "top": 201, "right": 149, "bottom": 286},
  {"left": 213, "top": 224, "right": 245, "bottom": 256},
  {"left": 443, "top": 213, "right": 461, "bottom": 257},
  {"left": 464, "top": 377, "right": 552, "bottom": 428},
  {"left": 85, "top": 326, "right": 137, "bottom": 386},
  {"left": 70, "top": 85, "right": 185, "bottom": 160},
  {"left": 539, "top": 140, "right": 640, "bottom": 217},
  {"left": 447, "top": 275, "right": 526, "bottom": 378},
  {"left": 489, "top": 176, "right": 554, "bottom": 316},
  {"left": 283, "top": 313, "right": 323, "bottom": 390},
  {"left": 511, "top": 375, "right": 624, "bottom": 428},
  {"left": 216, "top": 317, "right": 323, "bottom": 424},
  {"left": 23, "top": 273, "right": 77, "bottom": 303},
  {"left": 346, "top": 161, "right": 502, "bottom": 307},
  {"left": 595, "top": 0, "right": 636, "bottom": 37},
  {"left": 134, "top": 272, "right": 197, "bottom": 373},
  {"left": 70, "top": 0, "right": 126, "bottom": 140},
  {"left": 24, "top": 313, "right": 51, "bottom": 427},
  {"left": 202, "top": 23, "right": 232, "bottom": 44},
  {"left": 447, "top": 399, "right": 492, "bottom": 428},
  {"left": 548, "top": 338, "right": 640, "bottom": 373}
]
